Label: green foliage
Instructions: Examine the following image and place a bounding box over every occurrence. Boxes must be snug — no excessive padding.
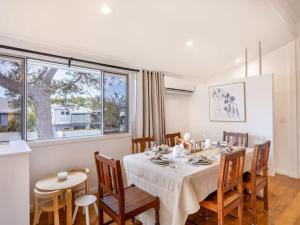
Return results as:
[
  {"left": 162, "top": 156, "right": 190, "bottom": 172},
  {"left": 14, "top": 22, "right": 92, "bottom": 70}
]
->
[
  {"left": 27, "top": 111, "right": 36, "bottom": 132},
  {"left": 104, "top": 92, "right": 126, "bottom": 132},
  {"left": 8, "top": 117, "right": 20, "bottom": 132},
  {"left": 50, "top": 95, "right": 102, "bottom": 110}
]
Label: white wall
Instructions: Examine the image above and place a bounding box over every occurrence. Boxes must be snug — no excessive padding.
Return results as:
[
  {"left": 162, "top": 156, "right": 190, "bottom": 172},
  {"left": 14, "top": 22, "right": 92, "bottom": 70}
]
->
[
  {"left": 189, "top": 75, "right": 274, "bottom": 173},
  {"left": 201, "top": 42, "right": 298, "bottom": 178},
  {"left": 165, "top": 93, "right": 191, "bottom": 134}
]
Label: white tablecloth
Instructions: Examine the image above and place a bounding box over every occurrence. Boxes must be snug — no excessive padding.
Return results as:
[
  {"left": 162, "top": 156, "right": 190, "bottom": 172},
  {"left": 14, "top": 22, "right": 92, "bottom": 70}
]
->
[{"left": 122, "top": 148, "right": 253, "bottom": 225}]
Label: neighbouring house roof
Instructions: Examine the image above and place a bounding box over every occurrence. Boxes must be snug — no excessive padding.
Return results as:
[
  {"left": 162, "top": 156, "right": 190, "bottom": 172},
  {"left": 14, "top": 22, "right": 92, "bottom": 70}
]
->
[
  {"left": 0, "top": 97, "right": 16, "bottom": 113},
  {"left": 51, "top": 104, "right": 92, "bottom": 114}
]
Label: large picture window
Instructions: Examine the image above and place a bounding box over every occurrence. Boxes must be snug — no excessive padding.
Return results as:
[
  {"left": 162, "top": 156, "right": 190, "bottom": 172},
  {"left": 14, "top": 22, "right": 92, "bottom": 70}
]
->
[{"left": 0, "top": 55, "right": 130, "bottom": 142}]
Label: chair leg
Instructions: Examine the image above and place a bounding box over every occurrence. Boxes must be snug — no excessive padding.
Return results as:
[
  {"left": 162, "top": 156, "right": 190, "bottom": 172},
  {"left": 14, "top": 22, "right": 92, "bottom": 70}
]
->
[
  {"left": 155, "top": 207, "right": 160, "bottom": 225},
  {"left": 48, "top": 212, "right": 53, "bottom": 225},
  {"left": 217, "top": 212, "right": 224, "bottom": 225},
  {"left": 53, "top": 210, "right": 59, "bottom": 225},
  {"left": 32, "top": 208, "right": 39, "bottom": 225},
  {"left": 120, "top": 219, "right": 126, "bottom": 225},
  {"left": 85, "top": 206, "right": 90, "bottom": 225},
  {"left": 93, "top": 203, "right": 98, "bottom": 216},
  {"left": 238, "top": 202, "right": 243, "bottom": 225},
  {"left": 203, "top": 208, "right": 210, "bottom": 220},
  {"left": 251, "top": 192, "right": 257, "bottom": 225},
  {"left": 37, "top": 210, "right": 42, "bottom": 225},
  {"left": 131, "top": 218, "right": 135, "bottom": 224},
  {"left": 72, "top": 206, "right": 79, "bottom": 224},
  {"left": 264, "top": 184, "right": 269, "bottom": 211},
  {"left": 98, "top": 207, "right": 104, "bottom": 225}
]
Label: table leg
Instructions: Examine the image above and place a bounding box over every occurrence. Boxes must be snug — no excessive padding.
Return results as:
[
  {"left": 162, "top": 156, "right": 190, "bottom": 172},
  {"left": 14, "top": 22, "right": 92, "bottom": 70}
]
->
[{"left": 66, "top": 189, "right": 72, "bottom": 225}]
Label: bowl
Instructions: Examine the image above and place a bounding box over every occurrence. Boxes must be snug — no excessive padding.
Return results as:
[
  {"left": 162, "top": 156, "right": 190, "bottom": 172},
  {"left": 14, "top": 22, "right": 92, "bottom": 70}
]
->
[{"left": 57, "top": 172, "right": 68, "bottom": 181}]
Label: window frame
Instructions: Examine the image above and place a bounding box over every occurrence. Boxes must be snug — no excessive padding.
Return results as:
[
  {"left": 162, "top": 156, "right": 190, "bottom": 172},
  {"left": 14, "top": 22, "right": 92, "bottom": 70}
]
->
[{"left": 0, "top": 52, "right": 132, "bottom": 143}]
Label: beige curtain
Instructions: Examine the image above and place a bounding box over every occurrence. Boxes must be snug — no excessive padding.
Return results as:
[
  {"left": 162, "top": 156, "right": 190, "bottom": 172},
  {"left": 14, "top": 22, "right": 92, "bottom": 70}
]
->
[{"left": 142, "top": 70, "right": 166, "bottom": 144}]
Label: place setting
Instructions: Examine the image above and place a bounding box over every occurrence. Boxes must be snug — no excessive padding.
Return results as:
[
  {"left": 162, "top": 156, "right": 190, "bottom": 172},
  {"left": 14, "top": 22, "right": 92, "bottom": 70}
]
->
[
  {"left": 149, "top": 154, "right": 170, "bottom": 166},
  {"left": 185, "top": 155, "right": 213, "bottom": 166}
]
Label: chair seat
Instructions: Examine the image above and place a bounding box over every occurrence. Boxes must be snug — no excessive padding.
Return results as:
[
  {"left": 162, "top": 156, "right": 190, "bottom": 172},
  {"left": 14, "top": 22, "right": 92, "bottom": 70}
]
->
[
  {"left": 243, "top": 172, "right": 267, "bottom": 190},
  {"left": 40, "top": 199, "right": 66, "bottom": 212},
  {"left": 200, "top": 190, "right": 242, "bottom": 212},
  {"left": 101, "top": 185, "right": 159, "bottom": 219},
  {"left": 75, "top": 195, "right": 97, "bottom": 207}
]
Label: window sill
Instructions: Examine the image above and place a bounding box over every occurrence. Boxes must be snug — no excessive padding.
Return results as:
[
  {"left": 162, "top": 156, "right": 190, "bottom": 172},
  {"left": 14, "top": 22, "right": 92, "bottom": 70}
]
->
[{"left": 27, "top": 133, "right": 131, "bottom": 148}]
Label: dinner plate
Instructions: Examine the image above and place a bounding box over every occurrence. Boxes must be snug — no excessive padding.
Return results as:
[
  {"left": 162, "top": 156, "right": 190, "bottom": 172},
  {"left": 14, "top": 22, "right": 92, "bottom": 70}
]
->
[{"left": 150, "top": 159, "right": 169, "bottom": 165}]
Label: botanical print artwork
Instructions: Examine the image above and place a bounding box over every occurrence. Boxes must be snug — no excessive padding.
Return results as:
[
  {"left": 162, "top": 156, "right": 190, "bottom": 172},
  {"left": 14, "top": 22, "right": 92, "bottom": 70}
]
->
[{"left": 209, "top": 82, "right": 245, "bottom": 121}]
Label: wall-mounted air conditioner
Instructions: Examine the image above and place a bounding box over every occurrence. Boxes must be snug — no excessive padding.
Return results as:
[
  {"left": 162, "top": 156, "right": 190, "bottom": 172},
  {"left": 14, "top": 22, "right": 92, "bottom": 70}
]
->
[{"left": 164, "top": 76, "right": 195, "bottom": 94}]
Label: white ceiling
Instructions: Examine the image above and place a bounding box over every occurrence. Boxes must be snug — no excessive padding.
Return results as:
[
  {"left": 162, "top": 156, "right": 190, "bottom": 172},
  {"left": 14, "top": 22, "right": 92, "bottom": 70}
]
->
[{"left": 0, "top": 0, "right": 297, "bottom": 81}]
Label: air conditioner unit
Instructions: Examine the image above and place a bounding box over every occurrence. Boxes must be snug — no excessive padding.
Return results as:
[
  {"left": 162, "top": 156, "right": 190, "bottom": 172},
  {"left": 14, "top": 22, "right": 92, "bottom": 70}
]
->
[{"left": 164, "top": 76, "right": 195, "bottom": 94}]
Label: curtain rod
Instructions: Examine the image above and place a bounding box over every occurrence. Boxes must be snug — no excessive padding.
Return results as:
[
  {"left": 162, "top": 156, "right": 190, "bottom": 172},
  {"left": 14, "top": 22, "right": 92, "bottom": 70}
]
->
[{"left": 0, "top": 44, "right": 140, "bottom": 72}]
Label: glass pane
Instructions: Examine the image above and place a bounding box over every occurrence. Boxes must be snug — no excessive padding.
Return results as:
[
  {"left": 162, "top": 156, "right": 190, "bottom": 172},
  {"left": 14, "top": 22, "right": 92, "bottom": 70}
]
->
[
  {"left": 103, "top": 72, "right": 128, "bottom": 133},
  {"left": 0, "top": 55, "right": 23, "bottom": 142},
  {"left": 27, "top": 59, "right": 102, "bottom": 140}
]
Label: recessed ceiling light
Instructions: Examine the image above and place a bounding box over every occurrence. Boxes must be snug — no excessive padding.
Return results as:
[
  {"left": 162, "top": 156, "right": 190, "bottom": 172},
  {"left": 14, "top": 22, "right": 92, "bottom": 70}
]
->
[
  {"left": 235, "top": 58, "right": 241, "bottom": 64},
  {"left": 186, "top": 41, "right": 193, "bottom": 47},
  {"left": 101, "top": 5, "right": 111, "bottom": 15}
]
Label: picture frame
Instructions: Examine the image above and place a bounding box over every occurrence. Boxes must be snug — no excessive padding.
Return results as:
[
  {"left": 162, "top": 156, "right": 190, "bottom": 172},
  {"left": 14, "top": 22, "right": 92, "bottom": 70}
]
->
[{"left": 209, "top": 82, "right": 246, "bottom": 122}]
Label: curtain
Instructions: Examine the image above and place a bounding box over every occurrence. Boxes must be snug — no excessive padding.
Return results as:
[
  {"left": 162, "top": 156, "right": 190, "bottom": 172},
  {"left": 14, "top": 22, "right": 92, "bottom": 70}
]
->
[{"left": 142, "top": 70, "right": 166, "bottom": 144}]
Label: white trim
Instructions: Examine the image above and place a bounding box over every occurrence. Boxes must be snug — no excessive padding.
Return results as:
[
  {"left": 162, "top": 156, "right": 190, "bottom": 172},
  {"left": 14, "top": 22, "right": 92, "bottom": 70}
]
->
[
  {"left": 28, "top": 133, "right": 131, "bottom": 148},
  {"left": 275, "top": 168, "right": 299, "bottom": 178}
]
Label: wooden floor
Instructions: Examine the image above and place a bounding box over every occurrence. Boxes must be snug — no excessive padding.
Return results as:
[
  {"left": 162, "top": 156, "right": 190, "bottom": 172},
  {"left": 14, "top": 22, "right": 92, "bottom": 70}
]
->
[{"left": 31, "top": 174, "right": 300, "bottom": 225}]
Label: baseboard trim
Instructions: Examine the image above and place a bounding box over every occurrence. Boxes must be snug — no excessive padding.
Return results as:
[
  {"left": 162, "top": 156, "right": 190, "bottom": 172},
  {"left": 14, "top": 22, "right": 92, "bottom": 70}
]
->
[{"left": 275, "top": 169, "right": 299, "bottom": 178}]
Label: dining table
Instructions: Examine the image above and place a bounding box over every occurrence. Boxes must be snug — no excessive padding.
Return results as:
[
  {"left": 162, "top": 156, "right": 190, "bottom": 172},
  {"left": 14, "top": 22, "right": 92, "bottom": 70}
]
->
[
  {"left": 35, "top": 171, "right": 87, "bottom": 225},
  {"left": 122, "top": 147, "right": 254, "bottom": 225}
]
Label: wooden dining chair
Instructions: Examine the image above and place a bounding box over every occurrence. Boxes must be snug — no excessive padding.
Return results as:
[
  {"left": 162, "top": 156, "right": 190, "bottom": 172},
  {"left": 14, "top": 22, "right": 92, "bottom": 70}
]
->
[
  {"left": 32, "top": 189, "right": 66, "bottom": 225},
  {"left": 165, "top": 132, "right": 181, "bottom": 147},
  {"left": 243, "top": 141, "right": 271, "bottom": 225},
  {"left": 131, "top": 137, "right": 154, "bottom": 154},
  {"left": 94, "top": 152, "right": 160, "bottom": 225},
  {"left": 199, "top": 149, "right": 246, "bottom": 225},
  {"left": 223, "top": 131, "right": 248, "bottom": 147}
]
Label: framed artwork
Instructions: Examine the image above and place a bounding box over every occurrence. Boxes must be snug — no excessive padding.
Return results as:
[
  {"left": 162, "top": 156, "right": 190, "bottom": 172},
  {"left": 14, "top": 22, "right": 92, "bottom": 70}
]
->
[{"left": 209, "top": 82, "right": 246, "bottom": 122}]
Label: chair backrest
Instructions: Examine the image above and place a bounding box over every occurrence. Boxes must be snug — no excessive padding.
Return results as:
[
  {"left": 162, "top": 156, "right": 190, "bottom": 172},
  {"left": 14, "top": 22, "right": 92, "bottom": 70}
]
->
[
  {"left": 251, "top": 141, "right": 271, "bottom": 176},
  {"left": 217, "top": 149, "right": 246, "bottom": 206},
  {"left": 223, "top": 131, "right": 248, "bottom": 147},
  {"left": 131, "top": 137, "right": 154, "bottom": 154},
  {"left": 34, "top": 188, "right": 63, "bottom": 208},
  {"left": 69, "top": 168, "right": 90, "bottom": 174},
  {"left": 94, "top": 152, "right": 125, "bottom": 214},
  {"left": 165, "top": 132, "right": 181, "bottom": 147}
]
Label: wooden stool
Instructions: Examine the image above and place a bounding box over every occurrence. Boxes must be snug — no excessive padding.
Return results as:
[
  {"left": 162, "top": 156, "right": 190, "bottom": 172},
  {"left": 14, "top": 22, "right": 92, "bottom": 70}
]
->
[
  {"left": 32, "top": 189, "right": 66, "bottom": 225},
  {"left": 72, "top": 195, "right": 98, "bottom": 225}
]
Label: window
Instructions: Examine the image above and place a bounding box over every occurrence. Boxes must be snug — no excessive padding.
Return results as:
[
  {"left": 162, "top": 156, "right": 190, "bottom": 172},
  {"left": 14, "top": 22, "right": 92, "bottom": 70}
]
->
[
  {"left": 0, "top": 55, "right": 130, "bottom": 142},
  {"left": 0, "top": 55, "right": 24, "bottom": 142},
  {"left": 103, "top": 71, "right": 128, "bottom": 133}
]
